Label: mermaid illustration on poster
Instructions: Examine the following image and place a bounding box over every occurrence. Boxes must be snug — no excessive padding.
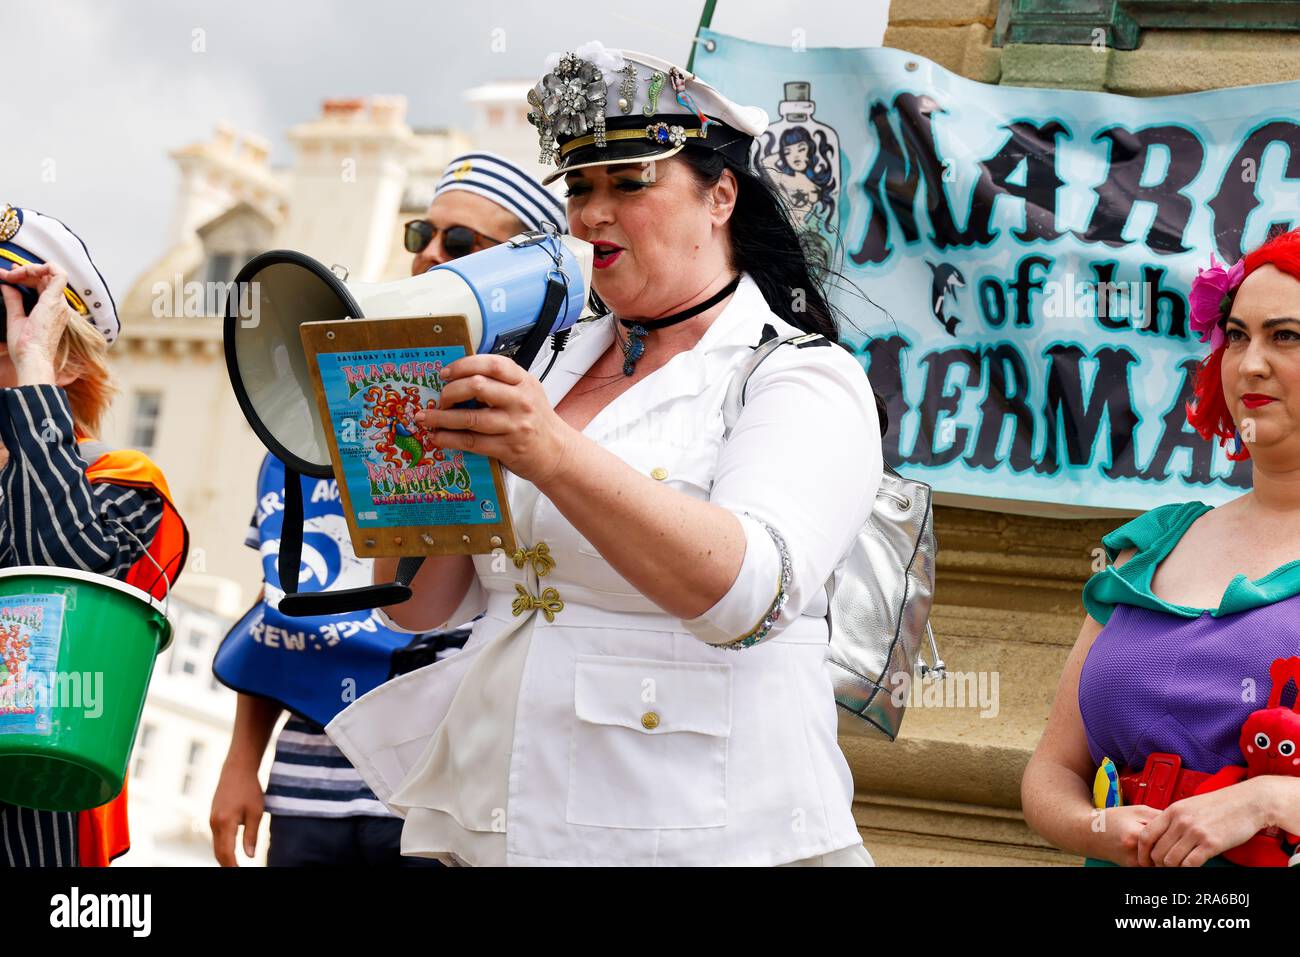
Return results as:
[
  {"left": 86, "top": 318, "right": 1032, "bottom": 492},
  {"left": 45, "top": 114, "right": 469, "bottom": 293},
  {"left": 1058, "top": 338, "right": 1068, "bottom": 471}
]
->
[
  {"left": 761, "top": 80, "right": 843, "bottom": 271},
  {"left": 317, "top": 346, "right": 503, "bottom": 528},
  {"left": 0, "top": 595, "right": 64, "bottom": 733},
  {"left": 359, "top": 383, "right": 472, "bottom": 501},
  {"left": 0, "top": 619, "right": 34, "bottom": 713}
]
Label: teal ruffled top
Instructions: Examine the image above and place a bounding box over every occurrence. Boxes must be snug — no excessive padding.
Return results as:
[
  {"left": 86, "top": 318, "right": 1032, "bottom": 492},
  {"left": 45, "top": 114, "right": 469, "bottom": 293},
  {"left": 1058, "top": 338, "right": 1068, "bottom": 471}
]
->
[{"left": 1082, "top": 501, "right": 1300, "bottom": 624}]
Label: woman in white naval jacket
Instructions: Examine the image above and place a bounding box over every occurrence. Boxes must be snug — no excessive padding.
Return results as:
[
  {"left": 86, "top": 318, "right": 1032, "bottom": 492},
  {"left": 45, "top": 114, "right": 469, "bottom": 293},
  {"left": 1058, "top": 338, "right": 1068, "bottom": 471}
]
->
[{"left": 326, "top": 42, "right": 884, "bottom": 866}]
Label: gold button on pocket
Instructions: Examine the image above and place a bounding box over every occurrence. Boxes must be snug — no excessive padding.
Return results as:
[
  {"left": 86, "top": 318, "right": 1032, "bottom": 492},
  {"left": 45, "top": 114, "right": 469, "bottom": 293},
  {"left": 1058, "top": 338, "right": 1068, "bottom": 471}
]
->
[
  {"left": 651, "top": 467, "right": 668, "bottom": 481},
  {"left": 568, "top": 655, "right": 732, "bottom": 829}
]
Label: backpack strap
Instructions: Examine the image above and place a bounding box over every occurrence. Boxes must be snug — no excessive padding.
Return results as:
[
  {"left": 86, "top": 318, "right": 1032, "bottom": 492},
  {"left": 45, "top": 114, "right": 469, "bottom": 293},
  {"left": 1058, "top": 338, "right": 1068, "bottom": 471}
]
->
[
  {"left": 721, "top": 327, "right": 826, "bottom": 439},
  {"left": 719, "top": 325, "right": 845, "bottom": 629}
]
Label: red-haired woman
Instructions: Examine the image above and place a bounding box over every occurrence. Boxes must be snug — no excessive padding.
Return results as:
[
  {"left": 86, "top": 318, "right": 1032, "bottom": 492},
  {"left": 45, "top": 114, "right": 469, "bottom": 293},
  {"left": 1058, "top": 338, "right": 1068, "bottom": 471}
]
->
[{"left": 1023, "top": 229, "right": 1300, "bottom": 866}]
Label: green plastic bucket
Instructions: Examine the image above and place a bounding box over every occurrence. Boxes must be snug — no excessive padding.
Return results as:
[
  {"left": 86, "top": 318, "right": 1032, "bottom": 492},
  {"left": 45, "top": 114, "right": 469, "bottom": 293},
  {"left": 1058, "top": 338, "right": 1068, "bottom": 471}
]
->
[{"left": 0, "top": 566, "right": 172, "bottom": 811}]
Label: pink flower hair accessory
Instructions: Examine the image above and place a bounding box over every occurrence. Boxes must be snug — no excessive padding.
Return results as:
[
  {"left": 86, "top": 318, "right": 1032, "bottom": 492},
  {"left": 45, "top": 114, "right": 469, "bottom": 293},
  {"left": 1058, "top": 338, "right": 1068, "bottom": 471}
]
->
[{"left": 1188, "top": 254, "right": 1245, "bottom": 352}]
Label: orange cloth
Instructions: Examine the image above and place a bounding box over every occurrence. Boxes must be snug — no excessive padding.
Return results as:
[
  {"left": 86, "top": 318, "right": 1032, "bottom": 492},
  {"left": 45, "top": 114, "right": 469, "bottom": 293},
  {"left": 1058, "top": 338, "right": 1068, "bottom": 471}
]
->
[
  {"left": 74, "top": 436, "right": 188, "bottom": 866},
  {"left": 77, "top": 775, "right": 131, "bottom": 868},
  {"left": 79, "top": 441, "right": 189, "bottom": 602}
]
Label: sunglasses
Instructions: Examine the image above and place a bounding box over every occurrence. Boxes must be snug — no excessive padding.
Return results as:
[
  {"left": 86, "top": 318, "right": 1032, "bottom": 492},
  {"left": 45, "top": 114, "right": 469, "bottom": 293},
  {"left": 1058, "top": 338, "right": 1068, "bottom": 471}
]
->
[{"left": 404, "top": 220, "right": 506, "bottom": 259}]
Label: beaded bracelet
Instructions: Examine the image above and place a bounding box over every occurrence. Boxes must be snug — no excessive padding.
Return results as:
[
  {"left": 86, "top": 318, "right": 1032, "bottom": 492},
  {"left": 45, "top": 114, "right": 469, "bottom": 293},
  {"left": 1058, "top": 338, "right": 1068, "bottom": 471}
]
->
[{"left": 716, "top": 514, "right": 792, "bottom": 650}]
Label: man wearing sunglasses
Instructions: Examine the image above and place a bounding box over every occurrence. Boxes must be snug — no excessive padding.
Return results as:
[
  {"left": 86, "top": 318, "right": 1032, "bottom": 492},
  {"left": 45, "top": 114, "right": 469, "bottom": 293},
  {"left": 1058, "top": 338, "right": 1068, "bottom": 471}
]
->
[{"left": 408, "top": 151, "right": 567, "bottom": 275}]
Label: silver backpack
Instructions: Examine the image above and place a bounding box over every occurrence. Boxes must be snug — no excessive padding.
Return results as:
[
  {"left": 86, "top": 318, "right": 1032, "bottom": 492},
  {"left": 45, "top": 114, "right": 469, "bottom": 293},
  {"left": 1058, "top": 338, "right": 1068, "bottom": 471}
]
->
[{"left": 721, "top": 329, "right": 945, "bottom": 741}]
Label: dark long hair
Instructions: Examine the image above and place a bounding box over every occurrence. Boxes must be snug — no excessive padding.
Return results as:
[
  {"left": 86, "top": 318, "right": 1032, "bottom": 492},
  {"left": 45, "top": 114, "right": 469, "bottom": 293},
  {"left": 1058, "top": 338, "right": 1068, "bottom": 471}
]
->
[
  {"left": 677, "top": 147, "right": 842, "bottom": 344},
  {"left": 678, "top": 148, "right": 889, "bottom": 434}
]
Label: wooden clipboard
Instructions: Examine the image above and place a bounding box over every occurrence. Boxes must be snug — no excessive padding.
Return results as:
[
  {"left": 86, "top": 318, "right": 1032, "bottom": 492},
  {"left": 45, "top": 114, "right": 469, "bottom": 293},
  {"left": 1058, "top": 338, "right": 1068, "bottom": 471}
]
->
[{"left": 299, "top": 314, "right": 517, "bottom": 559}]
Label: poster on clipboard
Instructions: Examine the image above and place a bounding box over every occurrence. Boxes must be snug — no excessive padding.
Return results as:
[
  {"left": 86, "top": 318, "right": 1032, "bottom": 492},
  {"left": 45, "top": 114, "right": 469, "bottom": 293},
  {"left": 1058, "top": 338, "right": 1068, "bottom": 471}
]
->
[{"left": 300, "top": 315, "right": 517, "bottom": 559}]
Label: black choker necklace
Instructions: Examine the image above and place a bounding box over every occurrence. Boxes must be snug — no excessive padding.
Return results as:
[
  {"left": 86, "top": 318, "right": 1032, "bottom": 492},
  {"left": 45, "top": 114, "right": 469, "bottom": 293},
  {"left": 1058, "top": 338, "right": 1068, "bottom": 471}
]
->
[{"left": 616, "top": 275, "right": 741, "bottom": 376}]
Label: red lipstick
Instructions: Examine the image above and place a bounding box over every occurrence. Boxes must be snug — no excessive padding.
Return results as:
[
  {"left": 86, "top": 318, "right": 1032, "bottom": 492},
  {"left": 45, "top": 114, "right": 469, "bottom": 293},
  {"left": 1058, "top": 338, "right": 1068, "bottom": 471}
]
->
[
  {"left": 1242, "top": 394, "right": 1278, "bottom": 408},
  {"left": 592, "top": 242, "right": 623, "bottom": 269}
]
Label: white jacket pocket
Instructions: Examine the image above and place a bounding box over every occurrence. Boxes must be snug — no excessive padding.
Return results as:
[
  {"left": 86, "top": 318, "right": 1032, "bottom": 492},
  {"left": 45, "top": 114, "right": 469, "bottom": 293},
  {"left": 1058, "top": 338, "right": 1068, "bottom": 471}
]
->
[{"left": 566, "top": 654, "right": 732, "bottom": 829}]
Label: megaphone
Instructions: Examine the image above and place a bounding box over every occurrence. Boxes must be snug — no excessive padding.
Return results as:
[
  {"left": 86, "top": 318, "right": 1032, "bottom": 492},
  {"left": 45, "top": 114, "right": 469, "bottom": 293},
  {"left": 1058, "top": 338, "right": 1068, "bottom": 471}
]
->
[{"left": 224, "top": 228, "right": 595, "bottom": 617}]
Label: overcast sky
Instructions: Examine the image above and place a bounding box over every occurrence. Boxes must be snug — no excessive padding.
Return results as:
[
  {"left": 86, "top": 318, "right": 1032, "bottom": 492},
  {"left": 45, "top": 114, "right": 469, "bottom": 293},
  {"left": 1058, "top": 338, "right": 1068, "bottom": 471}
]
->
[{"left": 4, "top": 0, "right": 889, "bottom": 292}]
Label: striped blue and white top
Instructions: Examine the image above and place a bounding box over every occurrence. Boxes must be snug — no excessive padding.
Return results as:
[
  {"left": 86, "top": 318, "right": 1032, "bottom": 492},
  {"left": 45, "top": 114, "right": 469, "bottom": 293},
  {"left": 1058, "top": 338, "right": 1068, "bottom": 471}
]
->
[
  {"left": 264, "top": 715, "right": 400, "bottom": 818},
  {"left": 0, "top": 384, "right": 162, "bottom": 573}
]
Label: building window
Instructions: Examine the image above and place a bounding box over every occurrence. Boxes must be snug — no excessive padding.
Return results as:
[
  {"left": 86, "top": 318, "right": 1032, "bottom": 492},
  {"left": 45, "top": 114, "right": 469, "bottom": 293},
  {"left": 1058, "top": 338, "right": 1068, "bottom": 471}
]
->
[
  {"left": 133, "top": 723, "right": 156, "bottom": 779},
  {"left": 181, "top": 740, "right": 205, "bottom": 795},
  {"left": 182, "top": 626, "right": 203, "bottom": 676},
  {"left": 206, "top": 252, "right": 235, "bottom": 286},
  {"left": 168, "top": 616, "right": 221, "bottom": 682},
  {"left": 130, "top": 391, "right": 162, "bottom": 452},
  {"left": 205, "top": 249, "right": 260, "bottom": 287}
]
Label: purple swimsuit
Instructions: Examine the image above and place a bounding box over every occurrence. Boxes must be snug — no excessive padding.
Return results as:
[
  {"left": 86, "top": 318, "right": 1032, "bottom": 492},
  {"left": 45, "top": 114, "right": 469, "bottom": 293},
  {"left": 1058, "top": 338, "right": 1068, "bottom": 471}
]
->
[
  {"left": 1079, "top": 500, "right": 1300, "bottom": 775},
  {"left": 1080, "top": 599, "right": 1300, "bottom": 774}
]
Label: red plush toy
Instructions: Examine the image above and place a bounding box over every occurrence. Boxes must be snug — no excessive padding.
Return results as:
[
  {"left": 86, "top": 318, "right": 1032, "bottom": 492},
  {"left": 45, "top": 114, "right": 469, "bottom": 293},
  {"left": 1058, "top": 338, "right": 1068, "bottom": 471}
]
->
[{"left": 1194, "top": 656, "right": 1300, "bottom": 867}]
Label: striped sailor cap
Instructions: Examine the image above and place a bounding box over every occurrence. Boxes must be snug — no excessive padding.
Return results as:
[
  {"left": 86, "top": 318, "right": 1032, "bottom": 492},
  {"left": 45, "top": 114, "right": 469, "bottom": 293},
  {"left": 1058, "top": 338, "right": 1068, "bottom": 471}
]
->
[
  {"left": 0, "top": 204, "right": 119, "bottom": 345},
  {"left": 434, "top": 152, "right": 568, "bottom": 234}
]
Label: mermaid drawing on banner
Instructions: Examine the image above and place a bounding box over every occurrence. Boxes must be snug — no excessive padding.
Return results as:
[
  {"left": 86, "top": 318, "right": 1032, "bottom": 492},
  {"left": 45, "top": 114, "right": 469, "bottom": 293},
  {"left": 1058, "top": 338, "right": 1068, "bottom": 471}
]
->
[{"left": 762, "top": 81, "right": 843, "bottom": 271}]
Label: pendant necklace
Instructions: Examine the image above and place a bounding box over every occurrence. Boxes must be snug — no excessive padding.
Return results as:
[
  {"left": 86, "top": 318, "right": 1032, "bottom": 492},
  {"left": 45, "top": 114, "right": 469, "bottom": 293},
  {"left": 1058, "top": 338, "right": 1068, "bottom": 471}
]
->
[{"left": 617, "top": 275, "right": 741, "bottom": 376}]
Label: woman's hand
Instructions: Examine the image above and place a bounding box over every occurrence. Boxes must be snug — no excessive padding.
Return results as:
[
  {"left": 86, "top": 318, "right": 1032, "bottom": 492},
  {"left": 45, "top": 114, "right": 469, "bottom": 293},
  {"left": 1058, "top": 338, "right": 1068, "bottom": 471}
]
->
[
  {"left": 415, "top": 354, "right": 574, "bottom": 487},
  {"left": 0, "top": 263, "right": 76, "bottom": 386},
  {"left": 1138, "top": 778, "right": 1272, "bottom": 867},
  {"left": 1091, "top": 804, "right": 1161, "bottom": 866}
]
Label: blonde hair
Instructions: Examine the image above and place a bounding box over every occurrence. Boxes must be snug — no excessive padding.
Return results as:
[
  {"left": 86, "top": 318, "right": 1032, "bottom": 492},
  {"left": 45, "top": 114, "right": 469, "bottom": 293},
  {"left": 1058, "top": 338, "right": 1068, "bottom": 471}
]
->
[{"left": 55, "top": 311, "right": 116, "bottom": 437}]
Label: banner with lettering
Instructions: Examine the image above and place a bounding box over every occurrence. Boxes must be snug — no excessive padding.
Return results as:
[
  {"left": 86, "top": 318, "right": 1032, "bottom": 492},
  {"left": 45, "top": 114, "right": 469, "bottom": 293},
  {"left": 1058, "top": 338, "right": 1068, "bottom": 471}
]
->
[{"left": 691, "top": 32, "right": 1300, "bottom": 512}]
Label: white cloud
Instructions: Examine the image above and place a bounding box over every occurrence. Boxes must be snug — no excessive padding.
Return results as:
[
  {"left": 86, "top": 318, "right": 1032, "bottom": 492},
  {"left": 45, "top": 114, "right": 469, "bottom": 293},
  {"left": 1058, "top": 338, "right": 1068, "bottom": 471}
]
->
[{"left": 6, "top": 0, "right": 275, "bottom": 292}]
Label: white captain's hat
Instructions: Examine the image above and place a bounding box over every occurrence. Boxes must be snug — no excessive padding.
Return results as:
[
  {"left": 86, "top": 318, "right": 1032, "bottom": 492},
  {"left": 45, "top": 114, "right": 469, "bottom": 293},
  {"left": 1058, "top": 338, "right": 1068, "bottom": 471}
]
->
[
  {"left": 526, "top": 40, "right": 769, "bottom": 185},
  {"left": 0, "top": 204, "right": 119, "bottom": 344}
]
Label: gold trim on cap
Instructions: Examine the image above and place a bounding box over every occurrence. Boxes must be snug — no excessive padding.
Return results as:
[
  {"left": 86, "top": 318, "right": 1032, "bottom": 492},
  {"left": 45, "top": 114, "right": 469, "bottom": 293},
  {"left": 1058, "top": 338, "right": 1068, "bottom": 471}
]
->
[
  {"left": 558, "top": 126, "right": 708, "bottom": 158},
  {"left": 0, "top": 248, "right": 91, "bottom": 315}
]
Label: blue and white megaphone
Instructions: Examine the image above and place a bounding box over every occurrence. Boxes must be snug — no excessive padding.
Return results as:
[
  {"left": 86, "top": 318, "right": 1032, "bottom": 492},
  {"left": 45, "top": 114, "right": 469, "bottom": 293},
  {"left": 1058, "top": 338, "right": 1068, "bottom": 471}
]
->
[
  {"left": 223, "top": 228, "right": 595, "bottom": 617},
  {"left": 225, "top": 228, "right": 593, "bottom": 479}
]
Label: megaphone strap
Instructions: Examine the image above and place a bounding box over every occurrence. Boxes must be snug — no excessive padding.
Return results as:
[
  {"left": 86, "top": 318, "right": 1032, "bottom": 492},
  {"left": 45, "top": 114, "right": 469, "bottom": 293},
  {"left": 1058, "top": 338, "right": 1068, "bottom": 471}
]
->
[
  {"left": 274, "top": 469, "right": 431, "bottom": 618},
  {"left": 511, "top": 275, "right": 572, "bottom": 374},
  {"left": 279, "top": 468, "right": 304, "bottom": 600}
]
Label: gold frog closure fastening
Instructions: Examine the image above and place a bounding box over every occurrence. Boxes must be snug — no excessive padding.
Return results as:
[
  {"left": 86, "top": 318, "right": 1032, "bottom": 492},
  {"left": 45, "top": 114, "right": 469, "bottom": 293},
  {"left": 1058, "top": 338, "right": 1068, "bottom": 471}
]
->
[
  {"left": 512, "top": 541, "right": 556, "bottom": 578},
  {"left": 512, "top": 584, "right": 565, "bottom": 622}
]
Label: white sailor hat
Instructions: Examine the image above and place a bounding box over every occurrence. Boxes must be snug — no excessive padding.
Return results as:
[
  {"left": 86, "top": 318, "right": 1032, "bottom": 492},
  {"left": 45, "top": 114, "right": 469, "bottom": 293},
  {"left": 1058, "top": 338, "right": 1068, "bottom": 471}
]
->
[
  {"left": 526, "top": 41, "right": 769, "bottom": 185},
  {"left": 435, "top": 151, "right": 568, "bottom": 233},
  {"left": 0, "top": 204, "right": 119, "bottom": 345}
]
